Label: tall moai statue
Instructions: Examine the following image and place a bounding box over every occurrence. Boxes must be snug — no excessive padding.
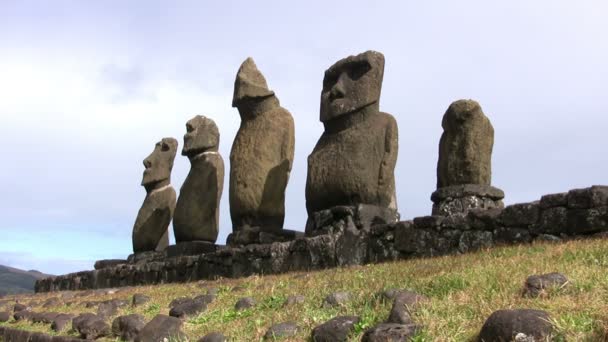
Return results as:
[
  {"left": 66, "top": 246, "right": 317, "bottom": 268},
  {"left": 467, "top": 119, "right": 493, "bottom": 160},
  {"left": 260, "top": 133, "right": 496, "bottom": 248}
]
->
[
  {"left": 431, "top": 99, "right": 504, "bottom": 216},
  {"left": 173, "top": 115, "right": 224, "bottom": 247},
  {"left": 228, "top": 57, "right": 296, "bottom": 245},
  {"left": 132, "top": 138, "right": 178, "bottom": 253},
  {"left": 305, "top": 51, "right": 399, "bottom": 235}
]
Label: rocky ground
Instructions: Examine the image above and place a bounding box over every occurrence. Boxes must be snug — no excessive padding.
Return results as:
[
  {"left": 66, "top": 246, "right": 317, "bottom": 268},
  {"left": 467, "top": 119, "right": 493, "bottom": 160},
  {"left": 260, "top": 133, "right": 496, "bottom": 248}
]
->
[{"left": 1, "top": 237, "right": 607, "bottom": 341}]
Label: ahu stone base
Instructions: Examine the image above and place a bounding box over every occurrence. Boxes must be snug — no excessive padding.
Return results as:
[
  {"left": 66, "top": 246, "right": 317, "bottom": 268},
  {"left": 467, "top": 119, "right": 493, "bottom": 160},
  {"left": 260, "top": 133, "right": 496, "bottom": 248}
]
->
[{"left": 35, "top": 185, "right": 608, "bottom": 293}]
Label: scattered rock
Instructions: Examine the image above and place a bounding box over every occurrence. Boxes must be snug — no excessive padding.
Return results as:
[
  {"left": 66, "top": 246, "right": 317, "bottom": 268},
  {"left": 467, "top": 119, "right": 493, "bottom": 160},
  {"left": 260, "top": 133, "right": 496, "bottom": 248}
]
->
[
  {"left": 132, "top": 293, "right": 151, "bottom": 307},
  {"left": 206, "top": 287, "right": 220, "bottom": 296},
  {"left": 198, "top": 332, "right": 227, "bottom": 342},
  {"left": 283, "top": 295, "right": 305, "bottom": 307},
  {"left": 387, "top": 290, "right": 428, "bottom": 324},
  {"left": 0, "top": 311, "right": 10, "bottom": 322},
  {"left": 13, "top": 309, "right": 34, "bottom": 321},
  {"left": 312, "top": 315, "right": 360, "bottom": 341},
  {"left": 235, "top": 297, "right": 256, "bottom": 311},
  {"left": 72, "top": 313, "right": 110, "bottom": 339},
  {"left": 169, "top": 298, "right": 207, "bottom": 319},
  {"left": 13, "top": 303, "right": 28, "bottom": 312},
  {"left": 32, "top": 311, "right": 60, "bottom": 324},
  {"left": 323, "top": 292, "right": 352, "bottom": 307},
  {"left": 478, "top": 309, "right": 553, "bottom": 342},
  {"left": 264, "top": 321, "right": 299, "bottom": 340},
  {"left": 169, "top": 296, "right": 191, "bottom": 308},
  {"left": 193, "top": 294, "right": 216, "bottom": 305},
  {"left": 523, "top": 273, "right": 569, "bottom": 298},
  {"left": 112, "top": 314, "right": 146, "bottom": 342},
  {"left": 135, "top": 314, "right": 187, "bottom": 342},
  {"left": 362, "top": 323, "right": 420, "bottom": 341},
  {"left": 51, "top": 313, "right": 74, "bottom": 332},
  {"left": 42, "top": 297, "right": 62, "bottom": 308},
  {"left": 97, "top": 299, "right": 128, "bottom": 318}
]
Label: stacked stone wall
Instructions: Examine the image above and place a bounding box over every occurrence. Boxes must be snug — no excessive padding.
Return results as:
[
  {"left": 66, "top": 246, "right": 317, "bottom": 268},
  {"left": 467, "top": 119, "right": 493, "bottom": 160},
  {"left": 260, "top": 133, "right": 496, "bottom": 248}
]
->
[{"left": 35, "top": 186, "right": 608, "bottom": 293}]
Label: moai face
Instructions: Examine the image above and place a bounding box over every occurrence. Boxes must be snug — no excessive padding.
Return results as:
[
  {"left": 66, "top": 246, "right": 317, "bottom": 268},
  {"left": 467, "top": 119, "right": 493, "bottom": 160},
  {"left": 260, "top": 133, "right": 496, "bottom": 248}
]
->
[
  {"left": 141, "top": 138, "right": 178, "bottom": 187},
  {"left": 182, "top": 115, "right": 220, "bottom": 157},
  {"left": 320, "top": 51, "right": 385, "bottom": 123},
  {"left": 232, "top": 57, "right": 275, "bottom": 108}
]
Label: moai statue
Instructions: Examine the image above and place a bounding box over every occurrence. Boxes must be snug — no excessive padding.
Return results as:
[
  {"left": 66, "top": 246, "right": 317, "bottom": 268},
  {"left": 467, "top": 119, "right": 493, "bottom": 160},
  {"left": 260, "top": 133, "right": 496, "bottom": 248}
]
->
[
  {"left": 172, "top": 115, "right": 224, "bottom": 251},
  {"left": 305, "top": 50, "right": 399, "bottom": 235},
  {"left": 132, "top": 138, "right": 178, "bottom": 253},
  {"left": 227, "top": 57, "right": 296, "bottom": 245},
  {"left": 431, "top": 99, "right": 504, "bottom": 216}
]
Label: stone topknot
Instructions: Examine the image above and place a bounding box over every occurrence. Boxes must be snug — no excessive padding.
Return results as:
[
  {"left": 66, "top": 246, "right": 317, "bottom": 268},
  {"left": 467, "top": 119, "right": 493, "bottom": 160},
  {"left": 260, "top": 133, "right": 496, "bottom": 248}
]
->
[{"left": 232, "top": 57, "right": 275, "bottom": 107}]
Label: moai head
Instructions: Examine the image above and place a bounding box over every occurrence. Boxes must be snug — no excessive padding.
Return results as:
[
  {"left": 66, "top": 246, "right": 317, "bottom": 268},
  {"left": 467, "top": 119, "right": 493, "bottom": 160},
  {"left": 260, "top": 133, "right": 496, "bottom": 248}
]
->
[
  {"left": 232, "top": 57, "right": 275, "bottom": 110},
  {"left": 320, "top": 50, "right": 385, "bottom": 123},
  {"left": 182, "top": 115, "right": 220, "bottom": 157},
  {"left": 141, "top": 137, "right": 178, "bottom": 190}
]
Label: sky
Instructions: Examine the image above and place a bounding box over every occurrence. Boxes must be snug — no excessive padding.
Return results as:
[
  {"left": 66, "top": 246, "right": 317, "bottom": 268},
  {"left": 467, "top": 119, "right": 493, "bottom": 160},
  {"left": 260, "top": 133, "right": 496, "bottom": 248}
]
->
[{"left": 1, "top": 1, "right": 607, "bottom": 275}]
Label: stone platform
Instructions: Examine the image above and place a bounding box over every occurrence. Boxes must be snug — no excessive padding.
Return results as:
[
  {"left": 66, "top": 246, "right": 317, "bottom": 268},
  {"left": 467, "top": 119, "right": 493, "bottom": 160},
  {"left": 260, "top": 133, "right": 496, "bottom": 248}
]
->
[{"left": 35, "top": 185, "right": 608, "bottom": 293}]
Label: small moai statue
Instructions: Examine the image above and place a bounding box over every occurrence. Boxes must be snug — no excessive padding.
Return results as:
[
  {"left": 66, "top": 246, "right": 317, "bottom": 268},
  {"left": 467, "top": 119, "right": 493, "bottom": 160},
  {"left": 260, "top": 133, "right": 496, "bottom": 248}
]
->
[
  {"left": 172, "top": 115, "right": 224, "bottom": 249},
  {"left": 305, "top": 50, "right": 399, "bottom": 235},
  {"left": 227, "top": 57, "right": 296, "bottom": 245},
  {"left": 431, "top": 99, "right": 504, "bottom": 216},
  {"left": 132, "top": 138, "right": 178, "bottom": 253}
]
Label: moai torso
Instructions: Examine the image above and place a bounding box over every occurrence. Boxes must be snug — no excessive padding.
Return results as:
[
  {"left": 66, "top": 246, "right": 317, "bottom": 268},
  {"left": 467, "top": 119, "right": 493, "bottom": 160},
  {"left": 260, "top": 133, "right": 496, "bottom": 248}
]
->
[
  {"left": 229, "top": 58, "right": 295, "bottom": 232},
  {"left": 437, "top": 99, "right": 494, "bottom": 188},
  {"left": 173, "top": 116, "right": 224, "bottom": 243},
  {"left": 305, "top": 51, "right": 398, "bottom": 215},
  {"left": 132, "top": 138, "right": 178, "bottom": 253}
]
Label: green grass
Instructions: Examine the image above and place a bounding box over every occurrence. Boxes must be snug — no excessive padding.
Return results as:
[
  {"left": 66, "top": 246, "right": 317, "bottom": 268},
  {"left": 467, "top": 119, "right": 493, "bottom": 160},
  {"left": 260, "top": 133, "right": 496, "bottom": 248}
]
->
[{"left": 1, "top": 238, "right": 608, "bottom": 341}]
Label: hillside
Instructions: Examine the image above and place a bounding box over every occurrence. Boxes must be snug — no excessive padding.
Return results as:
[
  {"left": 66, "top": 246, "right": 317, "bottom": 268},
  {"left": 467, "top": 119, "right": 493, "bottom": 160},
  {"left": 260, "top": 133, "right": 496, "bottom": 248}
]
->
[
  {"left": 0, "top": 265, "right": 52, "bottom": 296},
  {"left": 1, "top": 238, "right": 607, "bottom": 340}
]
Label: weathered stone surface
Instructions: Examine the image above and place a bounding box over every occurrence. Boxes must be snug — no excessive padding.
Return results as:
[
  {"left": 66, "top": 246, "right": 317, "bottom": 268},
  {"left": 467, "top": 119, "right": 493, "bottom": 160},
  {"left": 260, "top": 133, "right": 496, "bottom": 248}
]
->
[
  {"left": 539, "top": 192, "right": 568, "bottom": 209},
  {"left": 478, "top": 309, "right": 553, "bottom": 342},
  {"left": 13, "top": 310, "right": 33, "bottom": 321},
  {"left": 135, "top": 314, "right": 186, "bottom": 342},
  {"left": 198, "top": 332, "right": 227, "bottom": 342},
  {"left": 229, "top": 58, "right": 295, "bottom": 234},
  {"left": 323, "top": 292, "right": 352, "bottom": 308},
  {"left": 387, "top": 290, "right": 427, "bottom": 324},
  {"left": 173, "top": 115, "right": 224, "bottom": 243},
  {"left": 227, "top": 227, "right": 304, "bottom": 246},
  {"left": 235, "top": 297, "right": 256, "bottom": 311},
  {"left": 306, "top": 50, "right": 398, "bottom": 215},
  {"left": 51, "top": 313, "right": 74, "bottom": 332},
  {"left": 263, "top": 322, "right": 299, "bottom": 340},
  {"left": 0, "top": 311, "right": 10, "bottom": 322},
  {"left": 112, "top": 314, "right": 145, "bottom": 342},
  {"left": 131, "top": 294, "right": 150, "bottom": 307},
  {"left": 169, "top": 298, "right": 207, "bottom": 319},
  {"left": 283, "top": 295, "right": 305, "bottom": 307},
  {"left": 500, "top": 202, "right": 540, "bottom": 227},
  {"left": 312, "top": 315, "right": 360, "bottom": 342},
  {"left": 567, "top": 206, "right": 608, "bottom": 234},
  {"left": 493, "top": 227, "right": 531, "bottom": 244},
  {"left": 42, "top": 297, "right": 62, "bottom": 308},
  {"left": 32, "top": 311, "right": 60, "bottom": 324},
  {"left": 94, "top": 259, "right": 126, "bottom": 270},
  {"left": 13, "top": 303, "right": 28, "bottom": 312},
  {"left": 166, "top": 241, "right": 217, "bottom": 257},
  {"left": 459, "top": 230, "right": 493, "bottom": 253},
  {"left": 3, "top": 328, "right": 32, "bottom": 341},
  {"left": 567, "top": 185, "right": 608, "bottom": 209},
  {"left": 523, "top": 273, "right": 569, "bottom": 298},
  {"left": 133, "top": 138, "right": 178, "bottom": 253},
  {"left": 169, "top": 297, "right": 191, "bottom": 308},
  {"left": 30, "top": 332, "right": 53, "bottom": 342},
  {"left": 72, "top": 313, "right": 110, "bottom": 339},
  {"left": 97, "top": 299, "right": 128, "bottom": 318},
  {"left": 431, "top": 184, "right": 504, "bottom": 216},
  {"left": 536, "top": 207, "right": 568, "bottom": 235},
  {"left": 306, "top": 204, "right": 398, "bottom": 236},
  {"left": 362, "top": 323, "right": 420, "bottom": 341},
  {"left": 437, "top": 99, "right": 494, "bottom": 188}
]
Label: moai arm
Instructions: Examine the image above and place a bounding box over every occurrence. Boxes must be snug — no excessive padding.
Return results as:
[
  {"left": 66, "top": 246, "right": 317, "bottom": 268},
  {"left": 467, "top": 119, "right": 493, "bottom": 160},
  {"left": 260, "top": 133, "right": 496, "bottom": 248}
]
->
[{"left": 378, "top": 114, "right": 399, "bottom": 207}]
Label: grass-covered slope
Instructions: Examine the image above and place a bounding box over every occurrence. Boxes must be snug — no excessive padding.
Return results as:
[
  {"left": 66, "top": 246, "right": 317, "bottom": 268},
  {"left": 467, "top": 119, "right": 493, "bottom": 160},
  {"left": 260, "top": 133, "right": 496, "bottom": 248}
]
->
[
  {"left": 0, "top": 266, "right": 51, "bottom": 295},
  {"left": 1, "top": 238, "right": 607, "bottom": 341}
]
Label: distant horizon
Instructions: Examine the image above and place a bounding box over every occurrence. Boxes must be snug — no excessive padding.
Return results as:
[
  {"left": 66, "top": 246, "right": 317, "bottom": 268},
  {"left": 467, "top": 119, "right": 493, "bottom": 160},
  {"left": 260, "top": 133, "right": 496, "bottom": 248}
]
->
[{"left": 2, "top": 1, "right": 607, "bottom": 275}]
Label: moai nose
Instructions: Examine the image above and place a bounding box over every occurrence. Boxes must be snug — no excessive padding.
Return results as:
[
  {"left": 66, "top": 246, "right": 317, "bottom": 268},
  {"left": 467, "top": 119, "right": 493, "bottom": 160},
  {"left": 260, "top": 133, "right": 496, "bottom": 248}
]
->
[
  {"left": 143, "top": 158, "right": 152, "bottom": 168},
  {"left": 330, "top": 74, "right": 346, "bottom": 101}
]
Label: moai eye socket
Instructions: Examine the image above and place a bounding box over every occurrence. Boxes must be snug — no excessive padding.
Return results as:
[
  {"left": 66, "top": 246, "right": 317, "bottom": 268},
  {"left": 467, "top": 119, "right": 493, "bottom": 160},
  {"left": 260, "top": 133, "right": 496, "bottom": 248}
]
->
[
  {"left": 323, "top": 71, "right": 339, "bottom": 90},
  {"left": 347, "top": 61, "right": 371, "bottom": 81},
  {"left": 186, "top": 123, "right": 194, "bottom": 133},
  {"left": 161, "top": 143, "right": 170, "bottom": 152}
]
